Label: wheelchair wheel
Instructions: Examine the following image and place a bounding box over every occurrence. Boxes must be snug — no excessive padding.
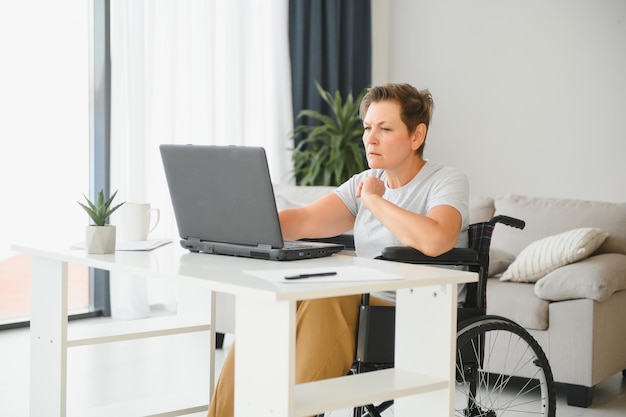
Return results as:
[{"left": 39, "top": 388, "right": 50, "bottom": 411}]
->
[{"left": 455, "top": 315, "right": 556, "bottom": 417}]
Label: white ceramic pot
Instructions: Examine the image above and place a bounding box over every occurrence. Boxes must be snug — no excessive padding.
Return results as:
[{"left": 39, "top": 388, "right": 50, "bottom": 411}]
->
[{"left": 85, "top": 225, "right": 117, "bottom": 254}]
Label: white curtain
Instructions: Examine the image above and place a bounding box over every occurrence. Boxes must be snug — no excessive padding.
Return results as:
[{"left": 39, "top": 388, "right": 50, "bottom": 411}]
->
[{"left": 109, "top": 0, "right": 294, "bottom": 318}]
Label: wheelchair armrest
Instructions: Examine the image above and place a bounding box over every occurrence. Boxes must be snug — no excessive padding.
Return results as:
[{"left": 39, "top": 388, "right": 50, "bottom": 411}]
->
[{"left": 379, "top": 246, "right": 479, "bottom": 265}]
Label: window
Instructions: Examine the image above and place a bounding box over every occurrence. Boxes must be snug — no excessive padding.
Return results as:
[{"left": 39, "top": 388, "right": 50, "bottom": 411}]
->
[{"left": 0, "top": 0, "right": 91, "bottom": 326}]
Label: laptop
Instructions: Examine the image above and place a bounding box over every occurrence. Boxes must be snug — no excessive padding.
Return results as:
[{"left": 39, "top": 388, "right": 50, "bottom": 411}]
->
[{"left": 159, "top": 144, "right": 344, "bottom": 260}]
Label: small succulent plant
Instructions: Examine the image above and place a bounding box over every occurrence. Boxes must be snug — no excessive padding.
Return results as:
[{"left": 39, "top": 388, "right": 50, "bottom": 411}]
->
[{"left": 78, "top": 189, "right": 125, "bottom": 226}]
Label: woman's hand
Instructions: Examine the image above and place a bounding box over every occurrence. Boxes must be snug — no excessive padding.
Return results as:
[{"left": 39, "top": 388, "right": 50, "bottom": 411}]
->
[{"left": 356, "top": 176, "right": 386, "bottom": 199}]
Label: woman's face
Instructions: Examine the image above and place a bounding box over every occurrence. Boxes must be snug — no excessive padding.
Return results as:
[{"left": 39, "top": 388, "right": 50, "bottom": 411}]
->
[{"left": 362, "top": 100, "right": 422, "bottom": 170}]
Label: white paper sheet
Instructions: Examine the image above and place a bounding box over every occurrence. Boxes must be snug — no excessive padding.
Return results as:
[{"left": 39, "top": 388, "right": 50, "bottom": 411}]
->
[{"left": 244, "top": 266, "right": 402, "bottom": 284}]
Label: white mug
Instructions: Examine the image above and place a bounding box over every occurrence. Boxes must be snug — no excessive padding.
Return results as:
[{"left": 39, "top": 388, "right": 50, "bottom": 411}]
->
[{"left": 120, "top": 202, "right": 160, "bottom": 241}]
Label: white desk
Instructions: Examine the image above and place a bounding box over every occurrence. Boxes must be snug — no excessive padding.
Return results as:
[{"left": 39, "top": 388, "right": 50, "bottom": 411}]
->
[{"left": 12, "top": 242, "right": 476, "bottom": 417}]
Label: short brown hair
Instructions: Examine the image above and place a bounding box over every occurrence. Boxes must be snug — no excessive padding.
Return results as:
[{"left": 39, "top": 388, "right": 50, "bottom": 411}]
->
[{"left": 359, "top": 83, "right": 434, "bottom": 155}]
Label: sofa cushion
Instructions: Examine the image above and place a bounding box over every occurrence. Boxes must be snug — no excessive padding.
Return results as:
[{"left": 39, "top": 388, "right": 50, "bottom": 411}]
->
[
  {"left": 500, "top": 228, "right": 609, "bottom": 283},
  {"left": 492, "top": 194, "right": 626, "bottom": 257},
  {"left": 469, "top": 195, "right": 495, "bottom": 223},
  {"left": 487, "top": 279, "right": 549, "bottom": 330},
  {"left": 534, "top": 253, "right": 626, "bottom": 302},
  {"left": 489, "top": 248, "right": 515, "bottom": 277}
]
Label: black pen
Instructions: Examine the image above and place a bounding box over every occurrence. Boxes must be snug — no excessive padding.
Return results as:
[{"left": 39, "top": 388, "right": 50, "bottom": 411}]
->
[{"left": 284, "top": 271, "right": 337, "bottom": 280}]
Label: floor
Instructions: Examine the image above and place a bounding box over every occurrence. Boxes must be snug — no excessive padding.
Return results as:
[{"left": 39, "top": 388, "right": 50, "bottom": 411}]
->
[
  {"left": 0, "top": 315, "right": 219, "bottom": 417},
  {"left": 1, "top": 316, "right": 625, "bottom": 417}
]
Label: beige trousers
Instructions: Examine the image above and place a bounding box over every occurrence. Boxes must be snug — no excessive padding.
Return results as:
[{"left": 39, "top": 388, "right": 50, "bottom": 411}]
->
[{"left": 207, "top": 295, "right": 391, "bottom": 417}]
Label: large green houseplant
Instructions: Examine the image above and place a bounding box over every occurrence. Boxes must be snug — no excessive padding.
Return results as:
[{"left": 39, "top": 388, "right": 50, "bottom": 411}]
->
[
  {"left": 291, "top": 82, "right": 367, "bottom": 186},
  {"left": 78, "top": 189, "right": 125, "bottom": 254}
]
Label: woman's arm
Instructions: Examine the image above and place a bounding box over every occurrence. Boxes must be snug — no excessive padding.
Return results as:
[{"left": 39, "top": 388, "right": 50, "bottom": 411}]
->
[
  {"left": 357, "top": 177, "right": 462, "bottom": 256},
  {"left": 278, "top": 193, "right": 355, "bottom": 241}
]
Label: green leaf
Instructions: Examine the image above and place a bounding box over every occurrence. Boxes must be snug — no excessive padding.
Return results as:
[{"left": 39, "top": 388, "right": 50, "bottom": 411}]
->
[
  {"left": 78, "top": 189, "right": 125, "bottom": 226},
  {"left": 290, "top": 82, "right": 368, "bottom": 186}
]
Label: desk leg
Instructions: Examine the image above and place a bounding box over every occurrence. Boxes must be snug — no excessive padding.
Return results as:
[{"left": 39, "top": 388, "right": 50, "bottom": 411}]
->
[
  {"left": 176, "top": 284, "right": 217, "bottom": 402},
  {"left": 234, "top": 296, "right": 296, "bottom": 417},
  {"left": 394, "top": 284, "right": 457, "bottom": 417},
  {"left": 30, "top": 256, "right": 68, "bottom": 417},
  {"left": 209, "top": 290, "right": 216, "bottom": 398}
]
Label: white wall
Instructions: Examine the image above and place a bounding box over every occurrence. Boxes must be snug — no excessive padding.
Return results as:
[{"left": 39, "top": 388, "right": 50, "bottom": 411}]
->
[{"left": 372, "top": 0, "right": 626, "bottom": 202}]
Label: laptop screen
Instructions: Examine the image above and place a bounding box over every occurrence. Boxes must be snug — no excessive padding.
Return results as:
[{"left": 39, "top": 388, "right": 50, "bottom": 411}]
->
[{"left": 160, "top": 144, "right": 285, "bottom": 248}]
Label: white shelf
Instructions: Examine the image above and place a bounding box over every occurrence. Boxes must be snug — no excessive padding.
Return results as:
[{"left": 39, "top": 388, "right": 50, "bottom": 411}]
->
[
  {"left": 295, "top": 368, "right": 447, "bottom": 417},
  {"left": 69, "top": 392, "right": 208, "bottom": 417},
  {"left": 67, "top": 315, "right": 211, "bottom": 347}
]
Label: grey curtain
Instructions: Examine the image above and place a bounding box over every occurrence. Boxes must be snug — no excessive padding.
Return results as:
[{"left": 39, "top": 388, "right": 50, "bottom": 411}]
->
[{"left": 289, "top": 0, "right": 372, "bottom": 140}]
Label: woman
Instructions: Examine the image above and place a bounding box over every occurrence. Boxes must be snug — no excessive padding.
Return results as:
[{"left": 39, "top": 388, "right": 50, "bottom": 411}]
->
[{"left": 208, "top": 83, "right": 469, "bottom": 416}]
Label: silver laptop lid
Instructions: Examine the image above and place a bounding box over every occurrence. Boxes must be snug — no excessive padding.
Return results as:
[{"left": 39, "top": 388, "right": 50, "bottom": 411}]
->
[{"left": 160, "top": 144, "right": 284, "bottom": 249}]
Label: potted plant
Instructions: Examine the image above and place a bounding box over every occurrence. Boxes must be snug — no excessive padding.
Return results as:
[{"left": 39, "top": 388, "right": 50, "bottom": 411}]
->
[
  {"left": 291, "top": 82, "right": 368, "bottom": 186},
  {"left": 78, "top": 189, "right": 125, "bottom": 254}
]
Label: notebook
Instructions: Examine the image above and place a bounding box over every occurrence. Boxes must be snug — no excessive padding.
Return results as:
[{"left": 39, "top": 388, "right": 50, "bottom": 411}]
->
[{"left": 159, "top": 144, "right": 344, "bottom": 261}]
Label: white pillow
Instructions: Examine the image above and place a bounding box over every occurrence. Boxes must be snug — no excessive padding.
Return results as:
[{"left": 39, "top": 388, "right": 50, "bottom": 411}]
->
[{"left": 500, "top": 227, "right": 609, "bottom": 283}]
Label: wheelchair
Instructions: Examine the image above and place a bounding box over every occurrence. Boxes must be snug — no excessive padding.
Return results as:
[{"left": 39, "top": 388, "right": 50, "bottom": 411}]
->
[{"left": 320, "top": 215, "right": 557, "bottom": 417}]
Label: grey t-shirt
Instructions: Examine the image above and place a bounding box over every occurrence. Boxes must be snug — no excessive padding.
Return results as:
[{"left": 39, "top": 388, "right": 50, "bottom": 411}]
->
[{"left": 335, "top": 161, "right": 470, "bottom": 303}]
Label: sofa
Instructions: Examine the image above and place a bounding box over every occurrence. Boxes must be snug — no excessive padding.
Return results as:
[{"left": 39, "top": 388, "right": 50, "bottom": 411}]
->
[
  {"left": 476, "top": 194, "right": 626, "bottom": 407},
  {"left": 214, "top": 186, "right": 626, "bottom": 407}
]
